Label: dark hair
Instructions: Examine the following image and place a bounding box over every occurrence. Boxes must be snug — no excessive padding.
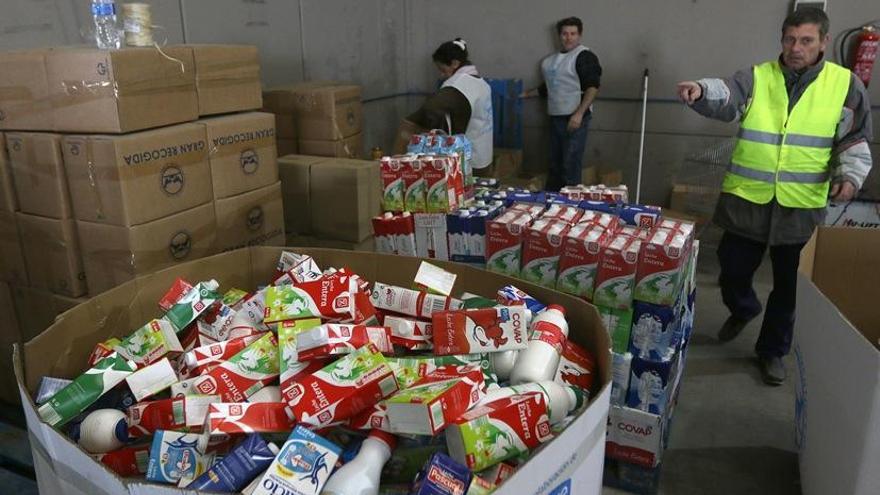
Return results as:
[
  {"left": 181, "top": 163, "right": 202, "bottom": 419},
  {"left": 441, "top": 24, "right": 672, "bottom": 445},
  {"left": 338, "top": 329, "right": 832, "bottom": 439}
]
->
[
  {"left": 556, "top": 16, "right": 583, "bottom": 35},
  {"left": 782, "top": 7, "right": 829, "bottom": 38},
  {"left": 432, "top": 38, "right": 471, "bottom": 66}
]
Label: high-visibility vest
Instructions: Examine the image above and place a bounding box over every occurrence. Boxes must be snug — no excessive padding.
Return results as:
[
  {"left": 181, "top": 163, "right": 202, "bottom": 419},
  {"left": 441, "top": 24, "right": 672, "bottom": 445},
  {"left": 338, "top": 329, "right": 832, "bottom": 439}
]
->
[{"left": 724, "top": 60, "right": 850, "bottom": 208}]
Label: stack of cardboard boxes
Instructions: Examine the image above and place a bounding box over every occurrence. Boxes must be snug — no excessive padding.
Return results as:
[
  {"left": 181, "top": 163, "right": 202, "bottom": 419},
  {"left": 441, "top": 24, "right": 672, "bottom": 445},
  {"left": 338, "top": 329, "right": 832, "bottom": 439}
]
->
[
  {"left": 0, "top": 44, "right": 283, "bottom": 403},
  {"left": 263, "top": 82, "right": 364, "bottom": 159},
  {"left": 278, "top": 154, "right": 380, "bottom": 250}
]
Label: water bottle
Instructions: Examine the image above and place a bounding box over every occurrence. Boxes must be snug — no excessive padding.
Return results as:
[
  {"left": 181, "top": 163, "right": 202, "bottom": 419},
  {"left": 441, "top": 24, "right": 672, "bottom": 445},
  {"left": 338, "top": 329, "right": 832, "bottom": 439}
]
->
[{"left": 91, "top": 0, "right": 120, "bottom": 49}]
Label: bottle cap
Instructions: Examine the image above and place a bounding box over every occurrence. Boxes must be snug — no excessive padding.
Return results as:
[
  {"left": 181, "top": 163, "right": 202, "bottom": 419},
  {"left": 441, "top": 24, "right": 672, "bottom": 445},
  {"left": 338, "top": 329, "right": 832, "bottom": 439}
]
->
[
  {"left": 368, "top": 429, "right": 398, "bottom": 450},
  {"left": 547, "top": 304, "right": 566, "bottom": 315}
]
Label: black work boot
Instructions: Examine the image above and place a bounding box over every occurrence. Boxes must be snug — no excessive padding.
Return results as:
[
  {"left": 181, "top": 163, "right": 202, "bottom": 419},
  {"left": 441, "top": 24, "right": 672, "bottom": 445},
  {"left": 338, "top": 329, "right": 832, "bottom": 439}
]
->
[
  {"left": 758, "top": 355, "right": 786, "bottom": 385},
  {"left": 718, "top": 315, "right": 752, "bottom": 343}
]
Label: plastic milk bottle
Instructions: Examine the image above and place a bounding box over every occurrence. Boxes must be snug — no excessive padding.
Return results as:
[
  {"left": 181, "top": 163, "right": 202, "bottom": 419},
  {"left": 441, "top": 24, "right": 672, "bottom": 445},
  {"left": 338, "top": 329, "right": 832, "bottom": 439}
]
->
[
  {"left": 510, "top": 305, "right": 569, "bottom": 384},
  {"left": 322, "top": 430, "right": 397, "bottom": 495}
]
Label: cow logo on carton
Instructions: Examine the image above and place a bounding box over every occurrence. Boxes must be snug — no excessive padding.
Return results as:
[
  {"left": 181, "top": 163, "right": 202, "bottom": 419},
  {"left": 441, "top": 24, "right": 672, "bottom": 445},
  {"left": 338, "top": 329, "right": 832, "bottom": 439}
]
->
[
  {"left": 239, "top": 149, "right": 259, "bottom": 174},
  {"left": 169, "top": 231, "right": 192, "bottom": 260},
  {"left": 160, "top": 165, "right": 185, "bottom": 195},
  {"left": 246, "top": 207, "right": 264, "bottom": 231}
]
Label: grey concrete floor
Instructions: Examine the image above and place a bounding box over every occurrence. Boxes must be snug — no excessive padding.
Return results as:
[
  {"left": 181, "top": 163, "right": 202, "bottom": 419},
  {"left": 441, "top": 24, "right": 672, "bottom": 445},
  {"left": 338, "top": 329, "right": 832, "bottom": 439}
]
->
[
  {"left": 0, "top": 226, "right": 801, "bottom": 494},
  {"left": 605, "top": 226, "right": 801, "bottom": 494}
]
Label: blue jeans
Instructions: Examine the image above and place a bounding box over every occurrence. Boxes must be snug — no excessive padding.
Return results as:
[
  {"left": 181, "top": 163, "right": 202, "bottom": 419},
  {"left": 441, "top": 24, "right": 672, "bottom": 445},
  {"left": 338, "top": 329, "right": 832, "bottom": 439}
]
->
[{"left": 546, "top": 113, "right": 591, "bottom": 191}]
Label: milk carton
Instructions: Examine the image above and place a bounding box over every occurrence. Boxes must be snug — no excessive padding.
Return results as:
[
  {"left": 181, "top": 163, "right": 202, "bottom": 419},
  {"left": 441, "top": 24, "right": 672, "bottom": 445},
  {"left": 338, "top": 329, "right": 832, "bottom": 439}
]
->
[
  {"left": 278, "top": 318, "right": 323, "bottom": 395},
  {"left": 181, "top": 333, "right": 264, "bottom": 377},
  {"left": 164, "top": 280, "right": 221, "bottom": 332},
  {"left": 380, "top": 156, "right": 406, "bottom": 212},
  {"left": 496, "top": 285, "right": 546, "bottom": 314},
  {"left": 415, "top": 212, "right": 450, "bottom": 260},
  {"left": 372, "top": 212, "right": 417, "bottom": 256},
  {"left": 577, "top": 209, "right": 619, "bottom": 231},
  {"left": 598, "top": 305, "right": 634, "bottom": 354},
  {"left": 424, "top": 155, "right": 460, "bottom": 213},
  {"left": 146, "top": 430, "right": 209, "bottom": 484},
  {"left": 253, "top": 425, "right": 341, "bottom": 495},
  {"left": 286, "top": 343, "right": 398, "bottom": 427},
  {"left": 263, "top": 272, "right": 357, "bottom": 323},
  {"left": 485, "top": 209, "right": 532, "bottom": 277},
  {"left": 402, "top": 155, "right": 427, "bottom": 213},
  {"left": 617, "top": 204, "right": 661, "bottom": 229},
  {"left": 370, "top": 282, "right": 462, "bottom": 319},
  {"left": 411, "top": 452, "right": 472, "bottom": 495},
  {"left": 384, "top": 315, "right": 433, "bottom": 351},
  {"left": 593, "top": 234, "right": 642, "bottom": 309},
  {"left": 606, "top": 405, "right": 665, "bottom": 468},
  {"left": 541, "top": 203, "right": 583, "bottom": 224},
  {"left": 554, "top": 340, "right": 596, "bottom": 392},
  {"left": 385, "top": 364, "right": 485, "bottom": 435},
  {"left": 509, "top": 202, "right": 545, "bottom": 217},
  {"left": 556, "top": 223, "right": 610, "bottom": 300},
  {"left": 618, "top": 225, "right": 651, "bottom": 241},
  {"left": 207, "top": 402, "right": 296, "bottom": 434},
  {"left": 114, "top": 319, "right": 183, "bottom": 367},
  {"left": 446, "top": 392, "right": 552, "bottom": 471},
  {"left": 626, "top": 352, "right": 681, "bottom": 415},
  {"left": 189, "top": 332, "right": 279, "bottom": 402},
  {"left": 126, "top": 397, "right": 187, "bottom": 438},
  {"left": 431, "top": 306, "right": 528, "bottom": 355},
  {"left": 520, "top": 218, "right": 570, "bottom": 288},
  {"left": 611, "top": 352, "right": 633, "bottom": 407},
  {"left": 629, "top": 301, "right": 678, "bottom": 361},
  {"left": 295, "top": 324, "right": 393, "bottom": 360},
  {"left": 125, "top": 358, "right": 179, "bottom": 401},
  {"left": 634, "top": 228, "right": 689, "bottom": 307}
]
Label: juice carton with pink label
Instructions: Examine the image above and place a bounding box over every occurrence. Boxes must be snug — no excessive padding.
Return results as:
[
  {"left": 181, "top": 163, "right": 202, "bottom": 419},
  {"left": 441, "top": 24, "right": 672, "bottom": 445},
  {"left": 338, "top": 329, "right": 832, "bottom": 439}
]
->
[
  {"left": 296, "top": 324, "right": 393, "bottom": 360},
  {"left": 485, "top": 209, "right": 532, "bottom": 277},
  {"left": 520, "top": 218, "right": 571, "bottom": 288},
  {"left": 446, "top": 392, "right": 552, "bottom": 471},
  {"left": 556, "top": 223, "right": 611, "bottom": 300},
  {"left": 431, "top": 306, "right": 528, "bottom": 355},
  {"left": 593, "top": 234, "right": 642, "bottom": 309},
  {"left": 189, "top": 332, "right": 279, "bottom": 402},
  {"left": 385, "top": 364, "right": 485, "bottom": 435},
  {"left": 402, "top": 155, "right": 427, "bottom": 213},
  {"left": 286, "top": 343, "right": 398, "bottom": 428},
  {"left": 634, "top": 227, "right": 689, "bottom": 307},
  {"left": 380, "top": 155, "right": 406, "bottom": 212}
]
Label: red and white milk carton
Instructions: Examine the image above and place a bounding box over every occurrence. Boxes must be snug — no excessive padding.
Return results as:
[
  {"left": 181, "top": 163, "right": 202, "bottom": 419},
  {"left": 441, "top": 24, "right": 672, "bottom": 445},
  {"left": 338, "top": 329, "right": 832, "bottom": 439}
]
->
[
  {"left": 556, "top": 223, "right": 611, "bottom": 300},
  {"left": 560, "top": 185, "right": 590, "bottom": 202},
  {"left": 189, "top": 332, "right": 279, "bottom": 402},
  {"left": 263, "top": 272, "right": 358, "bottom": 323},
  {"left": 446, "top": 392, "right": 553, "bottom": 471},
  {"left": 486, "top": 209, "right": 533, "bottom": 277},
  {"left": 633, "top": 227, "right": 690, "bottom": 307},
  {"left": 158, "top": 277, "right": 194, "bottom": 311},
  {"left": 380, "top": 156, "right": 406, "bottom": 212},
  {"left": 554, "top": 340, "right": 596, "bottom": 392},
  {"left": 286, "top": 343, "right": 398, "bottom": 428},
  {"left": 541, "top": 204, "right": 584, "bottom": 225},
  {"left": 295, "top": 324, "right": 393, "bottom": 360},
  {"left": 385, "top": 364, "right": 486, "bottom": 435},
  {"left": 618, "top": 225, "right": 651, "bottom": 241},
  {"left": 578, "top": 210, "right": 620, "bottom": 232},
  {"left": 127, "top": 397, "right": 187, "bottom": 438},
  {"left": 520, "top": 218, "right": 571, "bottom": 288},
  {"left": 207, "top": 402, "right": 296, "bottom": 435},
  {"left": 509, "top": 202, "right": 545, "bottom": 218},
  {"left": 423, "top": 154, "right": 460, "bottom": 213},
  {"left": 593, "top": 234, "right": 642, "bottom": 310},
  {"left": 181, "top": 333, "right": 265, "bottom": 377},
  {"left": 370, "top": 282, "right": 462, "bottom": 319},
  {"left": 384, "top": 315, "right": 433, "bottom": 351},
  {"left": 401, "top": 155, "right": 427, "bottom": 213},
  {"left": 431, "top": 306, "right": 528, "bottom": 355}
]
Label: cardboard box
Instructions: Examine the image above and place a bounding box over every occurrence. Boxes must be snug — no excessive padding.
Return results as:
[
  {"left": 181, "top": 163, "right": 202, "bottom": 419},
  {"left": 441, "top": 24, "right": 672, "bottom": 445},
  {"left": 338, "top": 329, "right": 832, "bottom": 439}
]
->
[
  {"left": 47, "top": 47, "right": 198, "bottom": 133},
  {"left": 77, "top": 202, "right": 216, "bottom": 295},
  {"left": 11, "top": 285, "right": 85, "bottom": 343},
  {"left": 285, "top": 234, "right": 375, "bottom": 252},
  {"left": 299, "top": 132, "right": 363, "bottom": 159},
  {"left": 491, "top": 148, "right": 522, "bottom": 179},
  {"left": 0, "top": 281, "right": 22, "bottom": 404},
  {"left": 276, "top": 138, "right": 298, "bottom": 157},
  {"left": 277, "top": 154, "right": 330, "bottom": 235},
  {"left": 62, "top": 123, "right": 212, "bottom": 226},
  {"left": 17, "top": 213, "right": 86, "bottom": 297},
  {"left": 393, "top": 119, "right": 425, "bottom": 154},
  {"left": 15, "top": 247, "right": 612, "bottom": 495},
  {"left": 214, "top": 181, "right": 284, "bottom": 252},
  {"left": 189, "top": 44, "right": 261, "bottom": 116},
  {"left": 200, "top": 112, "right": 278, "bottom": 199},
  {"left": 310, "top": 157, "right": 381, "bottom": 242},
  {"left": 0, "top": 133, "right": 16, "bottom": 212},
  {"left": 292, "top": 84, "right": 362, "bottom": 141},
  {"left": 669, "top": 183, "right": 717, "bottom": 226},
  {"left": 795, "top": 226, "right": 880, "bottom": 495},
  {"left": 826, "top": 200, "right": 880, "bottom": 229},
  {"left": 0, "top": 49, "right": 52, "bottom": 131},
  {"left": 262, "top": 82, "right": 328, "bottom": 112},
  {"left": 0, "top": 210, "right": 28, "bottom": 285},
  {"left": 273, "top": 113, "right": 297, "bottom": 140},
  {"left": 6, "top": 132, "right": 72, "bottom": 218}
]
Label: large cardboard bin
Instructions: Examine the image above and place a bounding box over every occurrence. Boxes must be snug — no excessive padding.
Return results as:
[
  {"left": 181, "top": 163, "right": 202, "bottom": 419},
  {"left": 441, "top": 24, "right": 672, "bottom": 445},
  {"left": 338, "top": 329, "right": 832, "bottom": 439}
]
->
[
  {"left": 796, "top": 226, "right": 880, "bottom": 495},
  {"left": 15, "top": 247, "right": 611, "bottom": 495}
]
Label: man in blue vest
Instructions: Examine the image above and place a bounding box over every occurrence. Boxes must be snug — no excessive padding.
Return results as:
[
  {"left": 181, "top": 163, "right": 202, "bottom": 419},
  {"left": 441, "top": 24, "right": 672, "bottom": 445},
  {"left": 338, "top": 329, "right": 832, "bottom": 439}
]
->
[
  {"left": 676, "top": 7, "right": 873, "bottom": 385},
  {"left": 523, "top": 17, "right": 602, "bottom": 191}
]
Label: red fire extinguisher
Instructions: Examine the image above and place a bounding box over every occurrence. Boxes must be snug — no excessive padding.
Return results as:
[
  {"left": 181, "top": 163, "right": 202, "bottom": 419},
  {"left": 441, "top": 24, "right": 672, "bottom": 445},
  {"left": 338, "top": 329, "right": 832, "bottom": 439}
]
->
[{"left": 849, "top": 25, "right": 879, "bottom": 87}]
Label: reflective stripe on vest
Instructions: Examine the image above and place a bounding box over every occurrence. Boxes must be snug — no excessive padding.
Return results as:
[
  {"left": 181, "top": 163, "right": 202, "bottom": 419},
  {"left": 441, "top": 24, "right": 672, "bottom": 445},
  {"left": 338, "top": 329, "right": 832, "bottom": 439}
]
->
[{"left": 723, "top": 61, "right": 850, "bottom": 208}]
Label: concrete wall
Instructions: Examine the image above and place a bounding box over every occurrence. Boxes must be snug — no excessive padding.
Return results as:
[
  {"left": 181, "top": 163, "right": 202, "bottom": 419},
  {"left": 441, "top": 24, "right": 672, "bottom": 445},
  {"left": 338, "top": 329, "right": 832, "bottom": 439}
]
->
[{"left": 1, "top": 0, "right": 877, "bottom": 204}]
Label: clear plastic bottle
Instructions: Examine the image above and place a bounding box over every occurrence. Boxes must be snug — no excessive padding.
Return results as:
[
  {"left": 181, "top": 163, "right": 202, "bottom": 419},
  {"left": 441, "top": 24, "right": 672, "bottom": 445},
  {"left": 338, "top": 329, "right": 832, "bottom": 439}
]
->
[
  {"left": 510, "top": 305, "right": 569, "bottom": 385},
  {"left": 91, "top": 0, "right": 120, "bottom": 49},
  {"left": 322, "top": 430, "right": 397, "bottom": 495}
]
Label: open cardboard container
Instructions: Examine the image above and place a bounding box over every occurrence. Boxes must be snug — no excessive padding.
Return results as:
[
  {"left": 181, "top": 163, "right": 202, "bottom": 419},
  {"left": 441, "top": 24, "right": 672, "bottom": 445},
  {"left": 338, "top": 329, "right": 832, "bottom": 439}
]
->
[
  {"left": 14, "top": 247, "right": 612, "bottom": 495},
  {"left": 796, "top": 226, "right": 880, "bottom": 495}
]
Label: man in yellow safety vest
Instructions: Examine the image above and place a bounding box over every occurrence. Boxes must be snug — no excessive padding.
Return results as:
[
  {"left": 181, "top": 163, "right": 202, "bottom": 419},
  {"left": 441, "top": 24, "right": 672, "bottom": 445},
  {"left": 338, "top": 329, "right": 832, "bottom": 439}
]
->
[{"left": 676, "top": 7, "right": 873, "bottom": 385}]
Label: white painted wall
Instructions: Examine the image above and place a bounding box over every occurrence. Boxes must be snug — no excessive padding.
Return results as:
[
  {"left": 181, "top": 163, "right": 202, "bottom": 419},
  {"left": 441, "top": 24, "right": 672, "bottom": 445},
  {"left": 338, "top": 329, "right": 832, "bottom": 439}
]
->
[{"left": 0, "top": 0, "right": 876, "bottom": 203}]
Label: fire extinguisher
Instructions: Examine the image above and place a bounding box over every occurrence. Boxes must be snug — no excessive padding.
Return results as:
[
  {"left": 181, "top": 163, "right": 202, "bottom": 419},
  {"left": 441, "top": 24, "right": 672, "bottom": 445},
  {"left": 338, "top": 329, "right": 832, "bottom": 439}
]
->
[{"left": 845, "top": 25, "right": 879, "bottom": 87}]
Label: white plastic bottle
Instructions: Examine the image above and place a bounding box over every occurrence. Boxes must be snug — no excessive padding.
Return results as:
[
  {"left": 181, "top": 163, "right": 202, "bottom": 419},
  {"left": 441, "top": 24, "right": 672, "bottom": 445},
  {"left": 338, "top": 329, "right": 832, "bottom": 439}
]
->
[
  {"left": 478, "top": 381, "right": 583, "bottom": 425},
  {"left": 510, "top": 304, "right": 569, "bottom": 385},
  {"left": 489, "top": 306, "right": 532, "bottom": 380},
  {"left": 322, "top": 430, "right": 397, "bottom": 495}
]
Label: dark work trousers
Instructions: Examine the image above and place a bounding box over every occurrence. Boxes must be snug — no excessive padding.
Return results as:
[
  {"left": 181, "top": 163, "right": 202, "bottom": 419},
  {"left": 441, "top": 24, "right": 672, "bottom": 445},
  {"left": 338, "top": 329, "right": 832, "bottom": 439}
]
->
[
  {"left": 545, "top": 113, "right": 591, "bottom": 191},
  {"left": 717, "top": 230, "right": 805, "bottom": 357}
]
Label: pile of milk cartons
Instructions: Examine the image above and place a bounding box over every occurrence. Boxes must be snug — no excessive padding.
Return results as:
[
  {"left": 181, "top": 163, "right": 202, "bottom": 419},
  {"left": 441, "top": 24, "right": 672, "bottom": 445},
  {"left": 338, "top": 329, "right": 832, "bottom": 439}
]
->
[{"left": 33, "top": 254, "right": 596, "bottom": 494}]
